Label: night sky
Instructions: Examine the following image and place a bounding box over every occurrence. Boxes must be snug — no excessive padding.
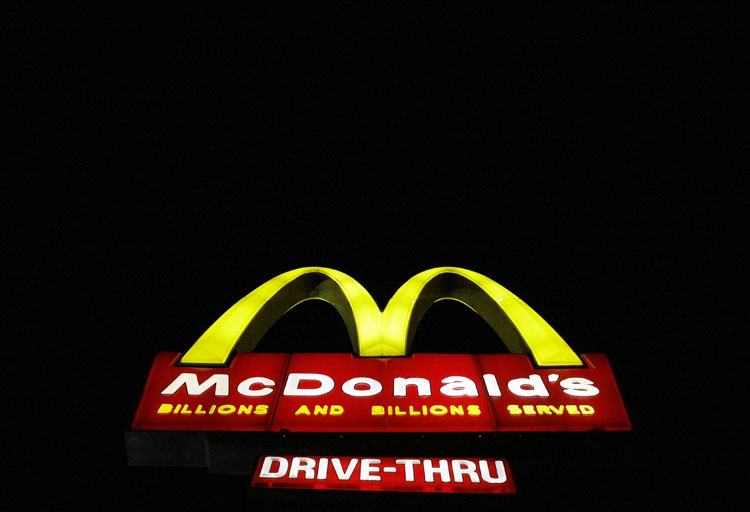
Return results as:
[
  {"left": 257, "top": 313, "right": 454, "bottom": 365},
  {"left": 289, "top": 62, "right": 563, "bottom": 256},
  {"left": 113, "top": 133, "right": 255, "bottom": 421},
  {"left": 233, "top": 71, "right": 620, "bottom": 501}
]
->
[{"left": 7, "top": 5, "right": 742, "bottom": 511}]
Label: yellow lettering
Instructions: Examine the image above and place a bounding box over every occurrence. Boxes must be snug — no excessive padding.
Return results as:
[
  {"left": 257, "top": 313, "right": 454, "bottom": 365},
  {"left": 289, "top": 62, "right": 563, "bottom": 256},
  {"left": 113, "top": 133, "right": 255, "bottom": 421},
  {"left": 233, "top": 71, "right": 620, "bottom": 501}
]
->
[
  {"left": 218, "top": 405, "right": 236, "bottom": 415},
  {"left": 314, "top": 405, "right": 328, "bottom": 415},
  {"left": 506, "top": 403, "right": 594, "bottom": 416},
  {"left": 254, "top": 404, "right": 269, "bottom": 415},
  {"left": 238, "top": 405, "right": 253, "bottom": 415},
  {"left": 180, "top": 404, "right": 192, "bottom": 414},
  {"left": 174, "top": 404, "right": 182, "bottom": 414},
  {"left": 157, "top": 403, "right": 173, "bottom": 414},
  {"left": 295, "top": 405, "right": 311, "bottom": 416},
  {"left": 368, "top": 403, "right": 485, "bottom": 417},
  {"left": 195, "top": 404, "right": 207, "bottom": 415},
  {"left": 330, "top": 405, "right": 344, "bottom": 416},
  {"left": 430, "top": 405, "right": 448, "bottom": 416},
  {"left": 209, "top": 405, "right": 216, "bottom": 414}
]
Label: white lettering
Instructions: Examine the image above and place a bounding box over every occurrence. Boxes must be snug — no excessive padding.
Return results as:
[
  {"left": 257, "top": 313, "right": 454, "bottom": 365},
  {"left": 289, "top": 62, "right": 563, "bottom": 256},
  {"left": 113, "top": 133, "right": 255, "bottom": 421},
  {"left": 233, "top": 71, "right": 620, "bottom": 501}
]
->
[
  {"left": 160, "top": 373, "right": 229, "bottom": 396},
  {"left": 451, "top": 459, "right": 480, "bottom": 483},
  {"left": 342, "top": 377, "right": 382, "bottom": 397},
  {"left": 360, "top": 459, "right": 381, "bottom": 481},
  {"left": 479, "top": 460, "right": 507, "bottom": 483},
  {"left": 259, "top": 456, "right": 288, "bottom": 478},
  {"left": 283, "top": 373, "right": 335, "bottom": 397},
  {"left": 560, "top": 377, "right": 600, "bottom": 396},
  {"left": 393, "top": 377, "right": 431, "bottom": 397},
  {"left": 316, "top": 457, "right": 329, "bottom": 480},
  {"left": 507, "top": 374, "right": 549, "bottom": 397},
  {"left": 236, "top": 377, "right": 275, "bottom": 396},
  {"left": 331, "top": 458, "right": 359, "bottom": 480},
  {"left": 423, "top": 459, "right": 451, "bottom": 483},
  {"left": 440, "top": 376, "right": 479, "bottom": 397},
  {"left": 395, "top": 459, "right": 421, "bottom": 482},
  {"left": 483, "top": 374, "right": 502, "bottom": 396},
  {"left": 289, "top": 457, "right": 316, "bottom": 479}
]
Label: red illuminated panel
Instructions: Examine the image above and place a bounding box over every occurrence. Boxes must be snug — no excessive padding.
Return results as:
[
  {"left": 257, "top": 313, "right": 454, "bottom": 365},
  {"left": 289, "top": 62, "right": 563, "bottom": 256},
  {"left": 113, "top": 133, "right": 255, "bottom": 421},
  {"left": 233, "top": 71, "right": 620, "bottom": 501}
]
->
[
  {"left": 131, "top": 352, "right": 289, "bottom": 431},
  {"left": 251, "top": 455, "right": 516, "bottom": 494},
  {"left": 271, "top": 354, "right": 387, "bottom": 432},
  {"left": 272, "top": 354, "right": 495, "bottom": 432},
  {"left": 131, "top": 352, "right": 630, "bottom": 432},
  {"left": 477, "top": 353, "right": 631, "bottom": 431},
  {"left": 380, "top": 354, "right": 495, "bottom": 431}
]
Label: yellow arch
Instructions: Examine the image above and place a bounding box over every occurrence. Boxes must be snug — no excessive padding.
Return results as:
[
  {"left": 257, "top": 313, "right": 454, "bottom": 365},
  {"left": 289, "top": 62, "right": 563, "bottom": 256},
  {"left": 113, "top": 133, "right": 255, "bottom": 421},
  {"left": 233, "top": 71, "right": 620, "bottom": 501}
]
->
[
  {"left": 180, "top": 267, "right": 383, "bottom": 365},
  {"left": 179, "top": 267, "right": 582, "bottom": 366},
  {"left": 381, "top": 267, "right": 582, "bottom": 366}
]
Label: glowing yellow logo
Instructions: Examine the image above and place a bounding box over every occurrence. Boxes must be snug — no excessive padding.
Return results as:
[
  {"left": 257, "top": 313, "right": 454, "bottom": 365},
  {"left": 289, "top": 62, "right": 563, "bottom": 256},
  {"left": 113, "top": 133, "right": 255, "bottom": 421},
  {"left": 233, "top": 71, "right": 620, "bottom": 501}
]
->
[{"left": 180, "top": 267, "right": 582, "bottom": 368}]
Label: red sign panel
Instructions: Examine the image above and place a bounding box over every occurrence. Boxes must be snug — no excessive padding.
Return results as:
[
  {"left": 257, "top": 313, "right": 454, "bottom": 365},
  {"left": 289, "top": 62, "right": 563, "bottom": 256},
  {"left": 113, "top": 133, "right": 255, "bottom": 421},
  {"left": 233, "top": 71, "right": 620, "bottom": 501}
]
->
[
  {"left": 251, "top": 455, "right": 516, "bottom": 494},
  {"left": 131, "top": 352, "right": 290, "bottom": 431},
  {"left": 132, "top": 352, "right": 630, "bottom": 432}
]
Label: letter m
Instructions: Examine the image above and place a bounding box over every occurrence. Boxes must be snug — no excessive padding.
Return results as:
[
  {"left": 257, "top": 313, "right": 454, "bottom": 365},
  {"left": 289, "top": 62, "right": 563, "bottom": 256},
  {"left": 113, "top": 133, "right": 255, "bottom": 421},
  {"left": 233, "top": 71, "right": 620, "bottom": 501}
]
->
[{"left": 160, "top": 373, "right": 229, "bottom": 396}]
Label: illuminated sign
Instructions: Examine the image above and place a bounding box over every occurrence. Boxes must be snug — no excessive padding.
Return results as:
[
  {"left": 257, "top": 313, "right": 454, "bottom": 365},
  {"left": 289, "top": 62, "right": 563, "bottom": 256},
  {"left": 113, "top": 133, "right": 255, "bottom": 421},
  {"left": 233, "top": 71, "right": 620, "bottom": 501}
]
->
[
  {"left": 130, "top": 267, "right": 630, "bottom": 433},
  {"left": 251, "top": 455, "right": 516, "bottom": 494}
]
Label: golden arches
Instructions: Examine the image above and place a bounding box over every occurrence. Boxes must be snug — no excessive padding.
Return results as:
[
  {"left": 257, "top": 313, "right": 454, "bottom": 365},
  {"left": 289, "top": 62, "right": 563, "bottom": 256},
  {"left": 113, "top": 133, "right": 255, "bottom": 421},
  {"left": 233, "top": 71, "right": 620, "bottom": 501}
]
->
[
  {"left": 180, "top": 267, "right": 382, "bottom": 365},
  {"left": 381, "top": 267, "right": 582, "bottom": 366},
  {"left": 180, "top": 267, "right": 583, "bottom": 367}
]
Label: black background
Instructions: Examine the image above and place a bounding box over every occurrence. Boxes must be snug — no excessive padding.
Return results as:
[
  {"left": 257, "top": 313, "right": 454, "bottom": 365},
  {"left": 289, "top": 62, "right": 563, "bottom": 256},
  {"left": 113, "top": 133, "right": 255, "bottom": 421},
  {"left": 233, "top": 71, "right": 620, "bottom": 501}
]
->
[{"left": 6, "top": 4, "right": 743, "bottom": 511}]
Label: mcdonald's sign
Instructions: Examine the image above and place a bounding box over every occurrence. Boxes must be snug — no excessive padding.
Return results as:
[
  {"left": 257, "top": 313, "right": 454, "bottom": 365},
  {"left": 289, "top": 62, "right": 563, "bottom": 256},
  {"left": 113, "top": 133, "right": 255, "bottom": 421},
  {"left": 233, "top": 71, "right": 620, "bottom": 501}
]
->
[{"left": 129, "top": 267, "right": 631, "bottom": 434}]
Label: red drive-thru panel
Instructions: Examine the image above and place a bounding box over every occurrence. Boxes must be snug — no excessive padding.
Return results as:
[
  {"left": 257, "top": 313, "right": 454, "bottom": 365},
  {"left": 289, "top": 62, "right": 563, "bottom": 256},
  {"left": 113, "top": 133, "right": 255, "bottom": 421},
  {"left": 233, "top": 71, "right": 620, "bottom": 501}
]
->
[
  {"left": 251, "top": 455, "right": 516, "bottom": 494},
  {"left": 132, "top": 353, "right": 630, "bottom": 432}
]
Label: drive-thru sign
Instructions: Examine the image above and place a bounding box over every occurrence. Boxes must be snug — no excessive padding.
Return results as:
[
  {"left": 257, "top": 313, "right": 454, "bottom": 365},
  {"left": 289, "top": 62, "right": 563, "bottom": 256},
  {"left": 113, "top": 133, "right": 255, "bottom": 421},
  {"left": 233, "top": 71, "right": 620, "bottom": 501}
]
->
[{"left": 128, "top": 267, "right": 630, "bottom": 493}]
